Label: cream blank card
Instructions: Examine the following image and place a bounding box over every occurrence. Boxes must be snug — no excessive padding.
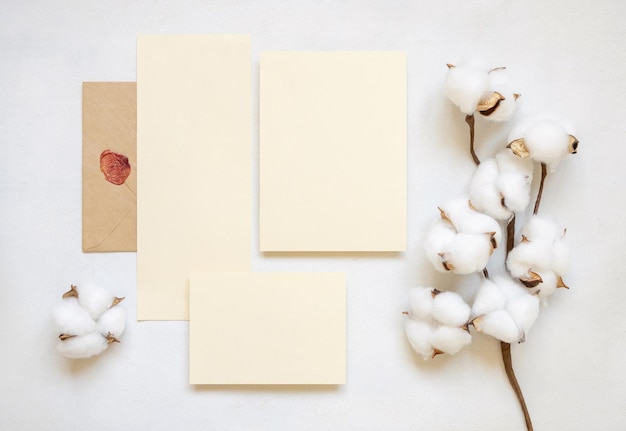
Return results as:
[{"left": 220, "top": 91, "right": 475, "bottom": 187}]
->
[
  {"left": 137, "top": 35, "right": 251, "bottom": 320},
  {"left": 190, "top": 272, "right": 346, "bottom": 385},
  {"left": 260, "top": 51, "right": 407, "bottom": 252}
]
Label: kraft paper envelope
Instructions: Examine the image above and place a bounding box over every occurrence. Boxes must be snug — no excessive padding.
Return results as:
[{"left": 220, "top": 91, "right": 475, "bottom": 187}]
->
[
  {"left": 260, "top": 51, "right": 407, "bottom": 252},
  {"left": 137, "top": 35, "right": 251, "bottom": 320},
  {"left": 82, "top": 82, "right": 137, "bottom": 252},
  {"left": 190, "top": 272, "right": 346, "bottom": 385}
]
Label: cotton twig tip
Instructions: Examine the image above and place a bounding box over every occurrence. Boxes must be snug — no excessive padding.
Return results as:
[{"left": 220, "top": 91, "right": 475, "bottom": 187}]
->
[
  {"left": 105, "top": 333, "right": 120, "bottom": 344},
  {"left": 438, "top": 207, "right": 454, "bottom": 228},
  {"left": 62, "top": 285, "right": 79, "bottom": 299},
  {"left": 432, "top": 349, "right": 445, "bottom": 358},
  {"left": 568, "top": 135, "right": 579, "bottom": 154},
  {"left": 111, "top": 296, "right": 125, "bottom": 307},
  {"left": 507, "top": 138, "right": 530, "bottom": 158},
  {"left": 488, "top": 66, "right": 507, "bottom": 73}
]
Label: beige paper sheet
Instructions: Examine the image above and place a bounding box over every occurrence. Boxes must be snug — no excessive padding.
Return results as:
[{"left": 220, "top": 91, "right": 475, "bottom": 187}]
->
[
  {"left": 189, "top": 272, "right": 346, "bottom": 385},
  {"left": 82, "top": 82, "right": 137, "bottom": 252},
  {"left": 137, "top": 35, "right": 251, "bottom": 320},
  {"left": 260, "top": 51, "right": 407, "bottom": 252}
]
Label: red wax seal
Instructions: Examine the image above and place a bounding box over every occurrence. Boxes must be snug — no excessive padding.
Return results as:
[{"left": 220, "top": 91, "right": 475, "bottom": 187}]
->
[{"left": 100, "top": 150, "right": 131, "bottom": 185}]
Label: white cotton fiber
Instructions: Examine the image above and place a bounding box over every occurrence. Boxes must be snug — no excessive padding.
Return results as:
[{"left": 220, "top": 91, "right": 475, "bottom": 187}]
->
[
  {"left": 51, "top": 298, "right": 96, "bottom": 336},
  {"left": 408, "top": 287, "right": 435, "bottom": 320},
  {"left": 505, "top": 291, "right": 539, "bottom": 337},
  {"left": 439, "top": 197, "right": 474, "bottom": 226},
  {"left": 523, "top": 215, "right": 561, "bottom": 242},
  {"left": 472, "top": 279, "right": 506, "bottom": 317},
  {"left": 446, "top": 233, "right": 493, "bottom": 274},
  {"left": 77, "top": 282, "right": 115, "bottom": 320},
  {"left": 425, "top": 222, "right": 457, "bottom": 272},
  {"left": 404, "top": 319, "right": 434, "bottom": 360},
  {"left": 551, "top": 239, "right": 570, "bottom": 276},
  {"left": 506, "top": 242, "right": 548, "bottom": 277},
  {"left": 496, "top": 149, "right": 533, "bottom": 177},
  {"left": 95, "top": 306, "right": 126, "bottom": 338},
  {"left": 522, "top": 119, "right": 570, "bottom": 169},
  {"left": 496, "top": 172, "right": 531, "bottom": 213},
  {"left": 431, "top": 291, "right": 471, "bottom": 327},
  {"left": 458, "top": 212, "right": 502, "bottom": 248},
  {"left": 431, "top": 326, "right": 472, "bottom": 355},
  {"left": 56, "top": 332, "right": 109, "bottom": 359},
  {"left": 445, "top": 65, "right": 490, "bottom": 115},
  {"left": 473, "top": 309, "right": 521, "bottom": 343}
]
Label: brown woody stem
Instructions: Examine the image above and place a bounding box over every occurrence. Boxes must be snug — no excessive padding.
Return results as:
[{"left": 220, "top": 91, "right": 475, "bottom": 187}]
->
[
  {"left": 506, "top": 215, "right": 515, "bottom": 257},
  {"left": 501, "top": 342, "right": 534, "bottom": 431},
  {"left": 465, "top": 114, "right": 480, "bottom": 165},
  {"left": 533, "top": 163, "right": 547, "bottom": 215}
]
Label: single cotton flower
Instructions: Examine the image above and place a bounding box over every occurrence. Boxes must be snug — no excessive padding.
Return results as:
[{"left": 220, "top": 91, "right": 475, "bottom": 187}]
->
[
  {"left": 51, "top": 284, "right": 126, "bottom": 359},
  {"left": 445, "top": 62, "right": 520, "bottom": 121},
  {"left": 506, "top": 216, "right": 570, "bottom": 300},
  {"left": 507, "top": 117, "right": 579, "bottom": 173},
  {"left": 405, "top": 287, "right": 472, "bottom": 360},
  {"left": 425, "top": 197, "right": 502, "bottom": 274},
  {"left": 469, "top": 149, "right": 534, "bottom": 220},
  {"left": 471, "top": 275, "right": 540, "bottom": 343}
]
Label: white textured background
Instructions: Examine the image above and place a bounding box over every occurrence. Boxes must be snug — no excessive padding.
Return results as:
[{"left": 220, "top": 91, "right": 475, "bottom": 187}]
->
[{"left": 1, "top": 1, "right": 625, "bottom": 430}]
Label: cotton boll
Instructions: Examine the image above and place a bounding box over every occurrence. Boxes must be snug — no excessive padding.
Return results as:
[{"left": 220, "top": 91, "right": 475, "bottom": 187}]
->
[
  {"left": 508, "top": 117, "right": 578, "bottom": 173},
  {"left": 77, "top": 282, "right": 116, "bottom": 320},
  {"left": 404, "top": 319, "right": 435, "bottom": 360},
  {"left": 445, "top": 65, "right": 489, "bottom": 115},
  {"left": 56, "top": 333, "right": 109, "bottom": 359},
  {"left": 472, "top": 279, "right": 506, "bottom": 317},
  {"left": 473, "top": 309, "right": 522, "bottom": 343},
  {"left": 51, "top": 298, "right": 96, "bottom": 336},
  {"left": 53, "top": 284, "right": 126, "bottom": 359},
  {"left": 445, "top": 233, "right": 493, "bottom": 274},
  {"left": 408, "top": 287, "right": 435, "bottom": 320},
  {"left": 96, "top": 306, "right": 126, "bottom": 338},
  {"left": 431, "top": 326, "right": 472, "bottom": 355},
  {"left": 431, "top": 291, "right": 471, "bottom": 327},
  {"left": 523, "top": 119, "right": 570, "bottom": 170}
]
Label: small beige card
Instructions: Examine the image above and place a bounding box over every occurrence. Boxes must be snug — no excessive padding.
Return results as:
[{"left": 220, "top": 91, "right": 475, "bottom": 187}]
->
[
  {"left": 137, "top": 35, "right": 252, "bottom": 320},
  {"left": 260, "top": 51, "right": 407, "bottom": 252},
  {"left": 82, "top": 82, "right": 136, "bottom": 252},
  {"left": 190, "top": 272, "right": 346, "bottom": 385}
]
